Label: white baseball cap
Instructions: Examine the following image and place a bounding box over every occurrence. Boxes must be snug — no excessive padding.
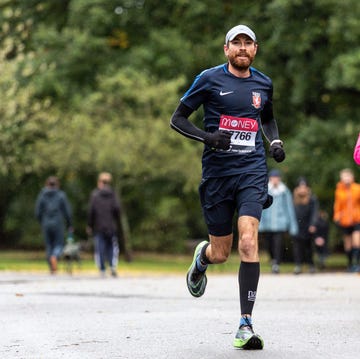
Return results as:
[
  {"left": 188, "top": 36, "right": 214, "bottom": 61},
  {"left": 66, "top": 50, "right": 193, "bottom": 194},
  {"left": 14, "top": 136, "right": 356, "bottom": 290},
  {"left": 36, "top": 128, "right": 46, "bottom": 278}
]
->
[{"left": 225, "top": 25, "right": 256, "bottom": 43}]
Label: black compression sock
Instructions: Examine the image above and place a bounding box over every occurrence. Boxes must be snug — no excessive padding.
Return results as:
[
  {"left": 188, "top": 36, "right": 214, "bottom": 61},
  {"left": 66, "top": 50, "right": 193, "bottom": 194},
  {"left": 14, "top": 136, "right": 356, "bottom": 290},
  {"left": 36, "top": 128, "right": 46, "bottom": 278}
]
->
[
  {"left": 239, "top": 261, "right": 260, "bottom": 315},
  {"left": 195, "top": 242, "right": 211, "bottom": 271},
  {"left": 200, "top": 242, "right": 211, "bottom": 265},
  {"left": 346, "top": 250, "right": 353, "bottom": 267},
  {"left": 352, "top": 247, "right": 360, "bottom": 265}
]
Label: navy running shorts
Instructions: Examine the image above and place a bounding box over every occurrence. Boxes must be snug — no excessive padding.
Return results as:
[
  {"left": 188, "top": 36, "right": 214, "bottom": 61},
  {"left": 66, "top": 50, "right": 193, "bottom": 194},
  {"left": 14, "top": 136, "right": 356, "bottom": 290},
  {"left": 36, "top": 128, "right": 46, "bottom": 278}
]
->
[
  {"left": 199, "top": 172, "right": 268, "bottom": 236},
  {"left": 339, "top": 223, "right": 360, "bottom": 235}
]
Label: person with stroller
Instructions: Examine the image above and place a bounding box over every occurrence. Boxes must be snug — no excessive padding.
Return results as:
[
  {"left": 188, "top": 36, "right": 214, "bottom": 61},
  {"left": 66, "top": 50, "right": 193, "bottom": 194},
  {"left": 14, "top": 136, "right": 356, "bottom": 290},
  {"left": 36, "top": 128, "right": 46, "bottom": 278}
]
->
[{"left": 35, "top": 176, "right": 73, "bottom": 274}]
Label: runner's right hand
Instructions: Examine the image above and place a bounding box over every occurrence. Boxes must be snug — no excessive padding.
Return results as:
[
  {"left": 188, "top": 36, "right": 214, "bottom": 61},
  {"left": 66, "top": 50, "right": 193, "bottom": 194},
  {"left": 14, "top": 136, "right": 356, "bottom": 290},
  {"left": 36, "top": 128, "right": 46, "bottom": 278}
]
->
[{"left": 204, "top": 130, "right": 231, "bottom": 150}]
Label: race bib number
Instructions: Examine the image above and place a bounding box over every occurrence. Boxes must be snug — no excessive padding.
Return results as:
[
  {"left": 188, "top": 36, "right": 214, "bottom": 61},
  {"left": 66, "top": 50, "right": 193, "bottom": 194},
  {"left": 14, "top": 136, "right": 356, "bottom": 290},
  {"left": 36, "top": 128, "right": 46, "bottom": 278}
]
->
[{"left": 219, "top": 115, "right": 258, "bottom": 153}]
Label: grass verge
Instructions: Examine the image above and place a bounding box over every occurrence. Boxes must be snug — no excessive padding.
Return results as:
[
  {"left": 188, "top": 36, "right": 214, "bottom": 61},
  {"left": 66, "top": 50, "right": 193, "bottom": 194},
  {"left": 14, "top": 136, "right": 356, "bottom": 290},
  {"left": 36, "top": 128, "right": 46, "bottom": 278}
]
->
[{"left": 0, "top": 250, "right": 348, "bottom": 275}]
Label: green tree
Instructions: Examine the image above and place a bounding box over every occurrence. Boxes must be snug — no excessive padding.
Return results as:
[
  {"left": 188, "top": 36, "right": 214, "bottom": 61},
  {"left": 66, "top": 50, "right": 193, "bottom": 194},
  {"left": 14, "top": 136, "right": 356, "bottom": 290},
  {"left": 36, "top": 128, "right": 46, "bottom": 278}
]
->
[{"left": 1, "top": 0, "right": 359, "bottom": 252}]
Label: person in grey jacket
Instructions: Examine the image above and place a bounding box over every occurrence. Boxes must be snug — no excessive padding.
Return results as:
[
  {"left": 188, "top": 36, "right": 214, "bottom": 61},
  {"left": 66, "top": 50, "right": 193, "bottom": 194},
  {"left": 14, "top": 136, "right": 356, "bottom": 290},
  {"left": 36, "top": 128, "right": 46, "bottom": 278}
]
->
[
  {"left": 35, "top": 176, "right": 72, "bottom": 274},
  {"left": 259, "top": 169, "right": 298, "bottom": 273}
]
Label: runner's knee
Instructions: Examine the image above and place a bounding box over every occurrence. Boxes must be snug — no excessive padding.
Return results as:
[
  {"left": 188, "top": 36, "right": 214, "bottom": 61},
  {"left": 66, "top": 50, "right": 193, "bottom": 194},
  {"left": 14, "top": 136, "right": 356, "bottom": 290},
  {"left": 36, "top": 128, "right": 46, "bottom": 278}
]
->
[
  {"left": 239, "top": 233, "right": 257, "bottom": 257},
  {"left": 209, "top": 251, "right": 230, "bottom": 264},
  {"left": 208, "top": 234, "right": 232, "bottom": 263}
]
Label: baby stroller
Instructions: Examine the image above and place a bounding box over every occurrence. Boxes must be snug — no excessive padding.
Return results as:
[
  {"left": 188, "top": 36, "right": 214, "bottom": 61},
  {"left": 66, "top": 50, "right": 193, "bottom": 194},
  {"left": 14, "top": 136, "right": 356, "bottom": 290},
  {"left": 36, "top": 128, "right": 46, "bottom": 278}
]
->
[{"left": 62, "top": 235, "right": 81, "bottom": 274}]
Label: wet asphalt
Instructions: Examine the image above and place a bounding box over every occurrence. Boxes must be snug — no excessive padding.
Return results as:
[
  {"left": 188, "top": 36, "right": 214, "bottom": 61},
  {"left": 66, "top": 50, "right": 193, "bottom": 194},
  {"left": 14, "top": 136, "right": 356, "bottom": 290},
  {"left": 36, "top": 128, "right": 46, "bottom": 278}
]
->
[{"left": 0, "top": 270, "right": 359, "bottom": 359}]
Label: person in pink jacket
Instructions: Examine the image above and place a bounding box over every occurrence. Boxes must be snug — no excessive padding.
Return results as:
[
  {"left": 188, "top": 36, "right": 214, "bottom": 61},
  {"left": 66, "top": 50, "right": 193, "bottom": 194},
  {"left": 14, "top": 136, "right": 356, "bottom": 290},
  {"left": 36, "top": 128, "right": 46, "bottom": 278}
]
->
[{"left": 354, "top": 133, "right": 360, "bottom": 165}]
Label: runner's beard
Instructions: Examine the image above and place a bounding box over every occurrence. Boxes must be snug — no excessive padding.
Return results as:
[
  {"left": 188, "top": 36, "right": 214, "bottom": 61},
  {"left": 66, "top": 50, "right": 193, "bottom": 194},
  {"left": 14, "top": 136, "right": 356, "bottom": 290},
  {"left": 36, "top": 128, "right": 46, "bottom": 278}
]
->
[{"left": 229, "top": 55, "right": 253, "bottom": 72}]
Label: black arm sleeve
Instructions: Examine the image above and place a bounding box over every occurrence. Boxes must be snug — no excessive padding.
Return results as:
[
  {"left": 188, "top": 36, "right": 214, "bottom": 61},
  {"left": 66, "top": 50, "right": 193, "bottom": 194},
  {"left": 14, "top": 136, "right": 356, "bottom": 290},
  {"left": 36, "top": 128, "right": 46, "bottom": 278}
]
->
[
  {"left": 170, "top": 102, "right": 208, "bottom": 143},
  {"left": 260, "top": 101, "right": 280, "bottom": 143}
]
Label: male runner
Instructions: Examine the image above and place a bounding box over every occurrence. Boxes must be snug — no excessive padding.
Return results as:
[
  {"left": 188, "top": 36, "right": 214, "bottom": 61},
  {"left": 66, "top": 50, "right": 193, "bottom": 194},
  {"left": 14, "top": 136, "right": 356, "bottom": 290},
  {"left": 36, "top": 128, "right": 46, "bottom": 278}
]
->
[{"left": 170, "top": 24, "right": 285, "bottom": 349}]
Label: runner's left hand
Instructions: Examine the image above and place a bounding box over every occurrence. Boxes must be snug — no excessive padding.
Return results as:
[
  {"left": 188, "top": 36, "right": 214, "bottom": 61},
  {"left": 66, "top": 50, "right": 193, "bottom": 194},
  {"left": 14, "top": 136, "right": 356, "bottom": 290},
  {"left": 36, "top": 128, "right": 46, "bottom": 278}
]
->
[{"left": 270, "top": 142, "right": 285, "bottom": 162}]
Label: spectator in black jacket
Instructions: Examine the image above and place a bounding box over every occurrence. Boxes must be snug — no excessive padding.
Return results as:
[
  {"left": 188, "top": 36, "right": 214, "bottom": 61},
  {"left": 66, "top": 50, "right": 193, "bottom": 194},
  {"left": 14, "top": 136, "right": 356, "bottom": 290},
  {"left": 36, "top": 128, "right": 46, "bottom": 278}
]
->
[
  {"left": 87, "top": 172, "right": 121, "bottom": 277},
  {"left": 292, "top": 177, "right": 319, "bottom": 274}
]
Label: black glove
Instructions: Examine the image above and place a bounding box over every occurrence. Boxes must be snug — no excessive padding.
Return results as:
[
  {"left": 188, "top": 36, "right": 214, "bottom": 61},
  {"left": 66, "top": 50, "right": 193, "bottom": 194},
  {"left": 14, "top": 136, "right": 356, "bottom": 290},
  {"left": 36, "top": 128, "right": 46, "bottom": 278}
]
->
[
  {"left": 263, "top": 194, "right": 273, "bottom": 209},
  {"left": 204, "top": 130, "right": 232, "bottom": 150},
  {"left": 270, "top": 140, "right": 285, "bottom": 162}
]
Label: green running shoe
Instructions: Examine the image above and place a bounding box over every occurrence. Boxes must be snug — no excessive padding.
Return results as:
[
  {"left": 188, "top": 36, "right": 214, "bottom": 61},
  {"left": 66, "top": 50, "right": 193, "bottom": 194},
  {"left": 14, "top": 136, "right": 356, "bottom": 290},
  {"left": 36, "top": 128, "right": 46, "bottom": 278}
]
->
[
  {"left": 233, "top": 318, "right": 264, "bottom": 350},
  {"left": 186, "top": 241, "right": 208, "bottom": 297}
]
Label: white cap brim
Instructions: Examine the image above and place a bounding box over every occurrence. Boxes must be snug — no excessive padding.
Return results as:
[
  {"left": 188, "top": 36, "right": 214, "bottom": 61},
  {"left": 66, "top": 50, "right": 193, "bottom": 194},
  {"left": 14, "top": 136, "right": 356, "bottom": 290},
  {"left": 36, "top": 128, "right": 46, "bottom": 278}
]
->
[{"left": 225, "top": 25, "right": 256, "bottom": 43}]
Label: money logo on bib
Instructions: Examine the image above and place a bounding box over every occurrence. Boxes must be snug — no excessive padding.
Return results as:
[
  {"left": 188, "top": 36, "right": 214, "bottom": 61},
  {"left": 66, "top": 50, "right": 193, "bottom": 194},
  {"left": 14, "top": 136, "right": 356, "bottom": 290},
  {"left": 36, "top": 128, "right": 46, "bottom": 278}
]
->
[{"left": 219, "top": 115, "right": 258, "bottom": 153}]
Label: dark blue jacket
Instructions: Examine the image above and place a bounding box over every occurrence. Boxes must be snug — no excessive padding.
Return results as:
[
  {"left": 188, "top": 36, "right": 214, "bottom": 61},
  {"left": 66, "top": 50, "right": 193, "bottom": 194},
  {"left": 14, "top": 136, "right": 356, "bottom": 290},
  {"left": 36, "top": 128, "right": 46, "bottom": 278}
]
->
[{"left": 35, "top": 188, "right": 72, "bottom": 230}]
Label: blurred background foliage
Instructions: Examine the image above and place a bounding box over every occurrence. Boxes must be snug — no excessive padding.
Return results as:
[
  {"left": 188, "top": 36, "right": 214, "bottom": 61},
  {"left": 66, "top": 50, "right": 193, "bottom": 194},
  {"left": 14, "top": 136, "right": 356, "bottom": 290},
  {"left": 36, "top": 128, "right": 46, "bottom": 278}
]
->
[{"left": 0, "top": 0, "right": 359, "bottom": 253}]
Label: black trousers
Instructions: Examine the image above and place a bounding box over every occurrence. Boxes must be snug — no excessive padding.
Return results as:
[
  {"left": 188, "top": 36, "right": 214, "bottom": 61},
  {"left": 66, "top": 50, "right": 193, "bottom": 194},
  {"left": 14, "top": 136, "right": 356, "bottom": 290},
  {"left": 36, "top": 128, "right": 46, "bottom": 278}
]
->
[
  {"left": 263, "top": 231, "right": 285, "bottom": 265},
  {"left": 293, "top": 236, "right": 314, "bottom": 266}
]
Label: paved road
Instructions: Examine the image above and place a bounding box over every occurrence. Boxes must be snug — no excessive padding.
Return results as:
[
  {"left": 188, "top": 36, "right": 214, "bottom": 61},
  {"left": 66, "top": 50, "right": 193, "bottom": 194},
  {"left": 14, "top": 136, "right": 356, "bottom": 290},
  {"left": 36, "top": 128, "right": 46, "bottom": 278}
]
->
[{"left": 0, "top": 270, "right": 359, "bottom": 359}]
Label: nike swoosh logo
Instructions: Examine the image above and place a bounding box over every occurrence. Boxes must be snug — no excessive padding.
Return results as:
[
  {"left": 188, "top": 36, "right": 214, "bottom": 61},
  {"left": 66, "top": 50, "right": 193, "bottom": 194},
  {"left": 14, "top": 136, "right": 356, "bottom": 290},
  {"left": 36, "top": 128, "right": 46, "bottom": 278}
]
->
[{"left": 220, "top": 90, "right": 234, "bottom": 96}]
